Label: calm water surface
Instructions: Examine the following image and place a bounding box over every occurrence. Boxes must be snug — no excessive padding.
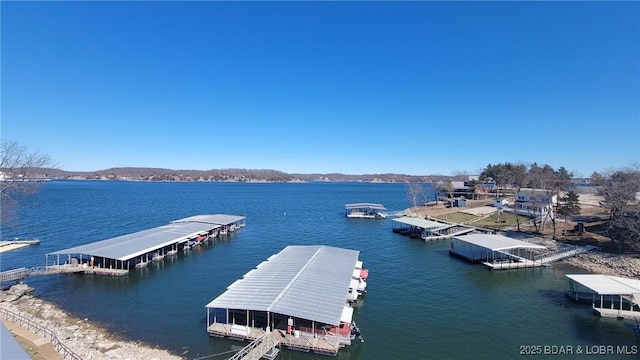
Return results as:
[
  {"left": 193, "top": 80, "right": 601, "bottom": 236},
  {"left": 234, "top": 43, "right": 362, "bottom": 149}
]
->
[{"left": 1, "top": 181, "right": 637, "bottom": 359}]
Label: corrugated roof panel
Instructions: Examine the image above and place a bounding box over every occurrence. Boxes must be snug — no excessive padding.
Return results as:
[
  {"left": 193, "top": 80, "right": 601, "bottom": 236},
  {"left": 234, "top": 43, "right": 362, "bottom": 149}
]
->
[
  {"left": 345, "top": 203, "right": 387, "bottom": 210},
  {"left": 173, "top": 214, "right": 246, "bottom": 225},
  {"left": 455, "top": 234, "right": 546, "bottom": 251},
  {"left": 567, "top": 274, "right": 640, "bottom": 295},
  {"left": 392, "top": 217, "right": 446, "bottom": 229},
  {"left": 205, "top": 245, "right": 359, "bottom": 326},
  {"left": 48, "top": 222, "right": 217, "bottom": 260},
  {"left": 46, "top": 214, "right": 245, "bottom": 261}
]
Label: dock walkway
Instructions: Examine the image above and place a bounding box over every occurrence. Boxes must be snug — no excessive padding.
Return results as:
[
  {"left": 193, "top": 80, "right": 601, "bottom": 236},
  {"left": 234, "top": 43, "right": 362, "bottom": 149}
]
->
[
  {"left": 535, "top": 244, "right": 596, "bottom": 264},
  {"left": 210, "top": 322, "right": 341, "bottom": 357},
  {"left": 0, "top": 268, "right": 29, "bottom": 284},
  {"left": 228, "top": 331, "right": 282, "bottom": 360},
  {"left": 2, "top": 265, "right": 128, "bottom": 286}
]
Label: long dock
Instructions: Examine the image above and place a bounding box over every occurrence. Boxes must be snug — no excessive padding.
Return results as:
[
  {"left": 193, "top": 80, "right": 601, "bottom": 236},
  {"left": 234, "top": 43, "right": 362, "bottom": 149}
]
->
[{"left": 45, "top": 214, "right": 246, "bottom": 276}]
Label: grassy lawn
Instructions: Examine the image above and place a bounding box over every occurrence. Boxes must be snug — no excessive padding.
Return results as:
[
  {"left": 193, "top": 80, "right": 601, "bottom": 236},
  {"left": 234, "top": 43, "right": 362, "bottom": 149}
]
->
[
  {"left": 434, "top": 210, "right": 531, "bottom": 229},
  {"left": 435, "top": 212, "right": 476, "bottom": 223},
  {"left": 473, "top": 211, "right": 530, "bottom": 228}
]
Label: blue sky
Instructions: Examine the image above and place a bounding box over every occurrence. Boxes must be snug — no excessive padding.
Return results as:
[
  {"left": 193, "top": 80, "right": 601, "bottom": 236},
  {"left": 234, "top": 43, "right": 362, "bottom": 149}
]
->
[{"left": 2, "top": 1, "right": 639, "bottom": 176}]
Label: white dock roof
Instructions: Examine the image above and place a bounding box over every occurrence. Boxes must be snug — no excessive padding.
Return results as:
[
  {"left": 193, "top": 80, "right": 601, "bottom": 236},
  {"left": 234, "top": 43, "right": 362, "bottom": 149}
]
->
[
  {"left": 392, "top": 217, "right": 446, "bottom": 229},
  {"left": 47, "top": 214, "right": 244, "bottom": 261},
  {"left": 566, "top": 274, "right": 640, "bottom": 296},
  {"left": 345, "top": 203, "right": 386, "bottom": 210},
  {"left": 454, "top": 234, "right": 546, "bottom": 251},
  {"left": 205, "top": 245, "right": 360, "bottom": 326},
  {"left": 172, "top": 214, "right": 246, "bottom": 226}
]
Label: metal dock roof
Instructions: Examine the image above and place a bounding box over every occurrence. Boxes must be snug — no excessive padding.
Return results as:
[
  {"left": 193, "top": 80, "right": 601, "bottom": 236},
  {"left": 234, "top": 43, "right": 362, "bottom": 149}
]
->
[
  {"left": 345, "top": 203, "right": 387, "bottom": 210},
  {"left": 454, "top": 234, "right": 546, "bottom": 251},
  {"left": 392, "top": 217, "right": 446, "bottom": 229},
  {"left": 566, "top": 274, "right": 640, "bottom": 296},
  {"left": 172, "top": 214, "right": 246, "bottom": 226},
  {"left": 47, "top": 214, "right": 245, "bottom": 261},
  {"left": 205, "top": 245, "right": 359, "bottom": 326}
]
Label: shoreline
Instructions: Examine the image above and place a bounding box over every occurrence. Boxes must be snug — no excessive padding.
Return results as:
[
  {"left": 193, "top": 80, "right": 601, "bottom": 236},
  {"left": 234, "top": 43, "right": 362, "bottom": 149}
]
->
[
  {"left": 560, "top": 251, "right": 640, "bottom": 278},
  {"left": 0, "top": 286, "right": 183, "bottom": 360}
]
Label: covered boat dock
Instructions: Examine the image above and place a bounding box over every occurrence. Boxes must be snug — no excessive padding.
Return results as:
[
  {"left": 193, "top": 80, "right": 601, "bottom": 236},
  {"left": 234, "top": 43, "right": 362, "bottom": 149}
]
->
[
  {"left": 391, "top": 217, "right": 449, "bottom": 239},
  {"left": 44, "top": 214, "right": 246, "bottom": 275},
  {"left": 205, "top": 245, "right": 364, "bottom": 356},
  {"left": 566, "top": 274, "right": 640, "bottom": 319},
  {"left": 345, "top": 203, "right": 387, "bottom": 219},
  {"left": 449, "top": 233, "right": 546, "bottom": 270}
]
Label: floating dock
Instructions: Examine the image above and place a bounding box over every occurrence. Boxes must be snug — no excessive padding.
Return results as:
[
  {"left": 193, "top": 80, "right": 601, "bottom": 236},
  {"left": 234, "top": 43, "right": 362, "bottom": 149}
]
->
[
  {"left": 42, "top": 214, "right": 246, "bottom": 276},
  {"left": 391, "top": 217, "right": 448, "bottom": 238},
  {"left": 566, "top": 274, "right": 640, "bottom": 319},
  {"left": 0, "top": 239, "right": 40, "bottom": 253},
  {"left": 345, "top": 203, "right": 387, "bottom": 219},
  {"left": 206, "top": 245, "right": 366, "bottom": 357},
  {"left": 449, "top": 233, "right": 547, "bottom": 270}
]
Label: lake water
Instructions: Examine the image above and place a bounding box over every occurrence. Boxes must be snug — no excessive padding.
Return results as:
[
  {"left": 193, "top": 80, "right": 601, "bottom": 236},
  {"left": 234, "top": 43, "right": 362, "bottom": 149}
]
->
[{"left": 1, "top": 181, "right": 637, "bottom": 359}]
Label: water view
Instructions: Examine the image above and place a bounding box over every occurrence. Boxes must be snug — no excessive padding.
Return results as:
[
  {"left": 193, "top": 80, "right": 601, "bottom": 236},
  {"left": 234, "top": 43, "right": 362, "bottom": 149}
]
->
[{"left": 1, "top": 181, "right": 637, "bottom": 359}]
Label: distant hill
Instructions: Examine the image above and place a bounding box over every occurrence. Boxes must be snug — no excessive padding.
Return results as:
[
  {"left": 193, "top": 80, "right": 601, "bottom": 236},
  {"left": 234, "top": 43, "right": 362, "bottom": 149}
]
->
[{"left": 30, "top": 167, "right": 444, "bottom": 183}]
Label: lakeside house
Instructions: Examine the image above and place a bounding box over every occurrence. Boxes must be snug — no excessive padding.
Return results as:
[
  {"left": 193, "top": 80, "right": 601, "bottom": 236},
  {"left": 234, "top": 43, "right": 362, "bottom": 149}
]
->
[{"left": 513, "top": 188, "right": 557, "bottom": 216}]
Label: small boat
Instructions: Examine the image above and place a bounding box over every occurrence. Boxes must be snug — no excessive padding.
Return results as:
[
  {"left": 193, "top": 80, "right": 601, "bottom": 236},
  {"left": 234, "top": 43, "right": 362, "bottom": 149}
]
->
[
  {"left": 151, "top": 252, "right": 165, "bottom": 262},
  {"left": 349, "top": 278, "right": 367, "bottom": 294},
  {"left": 195, "top": 234, "right": 208, "bottom": 245},
  {"left": 345, "top": 203, "right": 388, "bottom": 219},
  {"left": 135, "top": 255, "right": 148, "bottom": 268},
  {"left": 352, "top": 267, "right": 369, "bottom": 280},
  {"left": 346, "top": 288, "right": 359, "bottom": 305},
  {"left": 262, "top": 346, "right": 280, "bottom": 360},
  {"left": 183, "top": 239, "right": 196, "bottom": 250},
  {"left": 350, "top": 322, "right": 364, "bottom": 343}
]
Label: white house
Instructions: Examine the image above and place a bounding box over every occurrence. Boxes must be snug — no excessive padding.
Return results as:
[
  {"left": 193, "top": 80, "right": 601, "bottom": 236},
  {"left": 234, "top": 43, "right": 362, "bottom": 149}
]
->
[
  {"left": 514, "top": 188, "right": 557, "bottom": 215},
  {"left": 493, "top": 198, "right": 509, "bottom": 209}
]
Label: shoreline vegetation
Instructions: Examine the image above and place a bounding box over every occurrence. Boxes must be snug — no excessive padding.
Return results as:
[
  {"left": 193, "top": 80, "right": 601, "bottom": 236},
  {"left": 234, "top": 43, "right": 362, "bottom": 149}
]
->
[{"left": 2, "top": 198, "right": 639, "bottom": 359}]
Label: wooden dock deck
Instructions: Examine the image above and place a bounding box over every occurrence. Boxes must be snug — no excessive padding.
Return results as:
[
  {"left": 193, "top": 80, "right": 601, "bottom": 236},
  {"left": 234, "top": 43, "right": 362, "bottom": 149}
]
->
[
  {"left": 209, "top": 323, "right": 341, "bottom": 357},
  {"left": 483, "top": 260, "right": 542, "bottom": 270},
  {"left": 228, "top": 331, "right": 283, "bottom": 360}
]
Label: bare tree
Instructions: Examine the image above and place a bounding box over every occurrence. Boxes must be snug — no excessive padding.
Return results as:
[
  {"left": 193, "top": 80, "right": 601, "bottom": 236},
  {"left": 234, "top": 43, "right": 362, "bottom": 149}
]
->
[
  {"left": 433, "top": 179, "right": 454, "bottom": 207},
  {"left": 600, "top": 167, "right": 640, "bottom": 252},
  {"left": 406, "top": 182, "right": 426, "bottom": 212},
  {"left": 1, "top": 139, "right": 56, "bottom": 223}
]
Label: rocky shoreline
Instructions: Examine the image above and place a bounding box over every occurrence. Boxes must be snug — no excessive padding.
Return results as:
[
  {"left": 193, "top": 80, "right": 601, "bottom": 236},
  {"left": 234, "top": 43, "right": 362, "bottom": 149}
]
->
[
  {"left": 1, "top": 285, "right": 182, "bottom": 360},
  {"left": 561, "top": 251, "right": 640, "bottom": 278}
]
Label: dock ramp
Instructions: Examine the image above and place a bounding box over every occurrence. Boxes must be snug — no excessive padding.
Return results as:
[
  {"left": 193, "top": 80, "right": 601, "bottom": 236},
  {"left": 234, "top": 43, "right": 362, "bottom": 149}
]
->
[
  {"left": 535, "top": 245, "right": 596, "bottom": 264},
  {"left": 0, "top": 268, "right": 29, "bottom": 284},
  {"left": 228, "top": 330, "right": 282, "bottom": 360}
]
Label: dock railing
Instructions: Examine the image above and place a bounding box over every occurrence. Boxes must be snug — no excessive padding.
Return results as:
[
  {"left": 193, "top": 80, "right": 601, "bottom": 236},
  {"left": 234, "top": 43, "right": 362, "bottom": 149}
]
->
[
  {"left": 228, "top": 330, "right": 281, "bottom": 360},
  {"left": 0, "top": 267, "right": 29, "bottom": 283},
  {"left": 534, "top": 244, "right": 596, "bottom": 264},
  {"left": 0, "top": 306, "right": 83, "bottom": 360}
]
